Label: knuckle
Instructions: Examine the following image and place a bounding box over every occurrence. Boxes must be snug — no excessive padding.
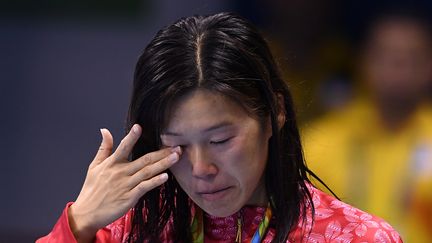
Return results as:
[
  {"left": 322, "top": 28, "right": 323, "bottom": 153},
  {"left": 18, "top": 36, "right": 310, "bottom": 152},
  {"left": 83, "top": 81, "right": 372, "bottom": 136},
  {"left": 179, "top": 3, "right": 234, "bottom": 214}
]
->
[
  {"left": 161, "top": 157, "right": 174, "bottom": 169},
  {"left": 98, "top": 144, "right": 109, "bottom": 151},
  {"left": 88, "top": 162, "right": 95, "bottom": 170},
  {"left": 105, "top": 158, "right": 116, "bottom": 167},
  {"left": 98, "top": 146, "right": 111, "bottom": 154},
  {"left": 140, "top": 170, "right": 150, "bottom": 179},
  {"left": 119, "top": 138, "right": 130, "bottom": 149},
  {"left": 108, "top": 169, "right": 123, "bottom": 182},
  {"left": 137, "top": 181, "right": 148, "bottom": 191},
  {"left": 143, "top": 154, "right": 152, "bottom": 165},
  {"left": 113, "top": 168, "right": 125, "bottom": 178},
  {"left": 142, "top": 167, "right": 155, "bottom": 179},
  {"left": 164, "top": 156, "right": 173, "bottom": 166},
  {"left": 156, "top": 163, "right": 168, "bottom": 174},
  {"left": 121, "top": 144, "right": 131, "bottom": 153}
]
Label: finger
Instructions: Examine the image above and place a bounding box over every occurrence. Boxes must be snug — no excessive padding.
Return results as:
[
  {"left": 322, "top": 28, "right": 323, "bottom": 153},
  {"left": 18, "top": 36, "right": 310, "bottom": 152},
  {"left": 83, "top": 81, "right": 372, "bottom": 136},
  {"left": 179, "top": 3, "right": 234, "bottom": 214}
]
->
[
  {"left": 129, "top": 173, "right": 169, "bottom": 200},
  {"left": 92, "top": 128, "right": 114, "bottom": 165},
  {"left": 128, "top": 152, "right": 179, "bottom": 187},
  {"left": 112, "top": 124, "right": 142, "bottom": 161},
  {"left": 126, "top": 146, "right": 181, "bottom": 174}
]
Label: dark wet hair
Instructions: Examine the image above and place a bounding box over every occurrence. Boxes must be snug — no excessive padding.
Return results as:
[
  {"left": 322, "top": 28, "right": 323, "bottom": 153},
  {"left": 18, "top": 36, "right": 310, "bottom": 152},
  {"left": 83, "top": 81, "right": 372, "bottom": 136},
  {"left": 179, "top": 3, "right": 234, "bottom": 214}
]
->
[{"left": 126, "top": 12, "right": 317, "bottom": 242}]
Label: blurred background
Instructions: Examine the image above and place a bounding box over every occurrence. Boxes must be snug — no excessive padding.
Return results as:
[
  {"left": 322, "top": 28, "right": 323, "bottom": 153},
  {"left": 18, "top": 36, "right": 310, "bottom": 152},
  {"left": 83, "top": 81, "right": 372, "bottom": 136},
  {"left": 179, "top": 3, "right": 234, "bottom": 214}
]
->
[{"left": 1, "top": 0, "right": 431, "bottom": 242}]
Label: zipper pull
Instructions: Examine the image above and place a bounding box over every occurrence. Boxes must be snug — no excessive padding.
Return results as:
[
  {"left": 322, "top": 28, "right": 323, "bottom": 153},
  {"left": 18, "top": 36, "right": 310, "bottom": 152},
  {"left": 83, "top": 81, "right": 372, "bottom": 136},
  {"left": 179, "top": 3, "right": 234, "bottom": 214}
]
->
[{"left": 235, "top": 216, "right": 242, "bottom": 242}]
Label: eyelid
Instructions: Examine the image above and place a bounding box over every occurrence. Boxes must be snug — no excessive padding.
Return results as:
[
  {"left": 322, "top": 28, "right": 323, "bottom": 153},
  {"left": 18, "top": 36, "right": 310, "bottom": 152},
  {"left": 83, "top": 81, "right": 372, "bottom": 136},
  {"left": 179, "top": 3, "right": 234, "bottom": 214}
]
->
[
  {"left": 210, "top": 137, "right": 233, "bottom": 144},
  {"left": 162, "top": 143, "right": 186, "bottom": 148},
  {"left": 160, "top": 137, "right": 180, "bottom": 147}
]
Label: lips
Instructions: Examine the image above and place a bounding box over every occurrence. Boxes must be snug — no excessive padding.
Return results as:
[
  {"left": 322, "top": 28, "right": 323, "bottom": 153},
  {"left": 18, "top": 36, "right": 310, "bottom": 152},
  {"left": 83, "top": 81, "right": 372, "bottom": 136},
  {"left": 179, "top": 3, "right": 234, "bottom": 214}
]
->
[{"left": 197, "top": 186, "right": 233, "bottom": 201}]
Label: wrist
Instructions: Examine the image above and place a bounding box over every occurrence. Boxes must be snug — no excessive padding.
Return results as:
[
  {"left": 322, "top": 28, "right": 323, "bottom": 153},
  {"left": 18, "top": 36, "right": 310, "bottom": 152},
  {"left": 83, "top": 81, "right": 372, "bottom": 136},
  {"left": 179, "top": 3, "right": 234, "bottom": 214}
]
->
[{"left": 68, "top": 204, "right": 98, "bottom": 243}]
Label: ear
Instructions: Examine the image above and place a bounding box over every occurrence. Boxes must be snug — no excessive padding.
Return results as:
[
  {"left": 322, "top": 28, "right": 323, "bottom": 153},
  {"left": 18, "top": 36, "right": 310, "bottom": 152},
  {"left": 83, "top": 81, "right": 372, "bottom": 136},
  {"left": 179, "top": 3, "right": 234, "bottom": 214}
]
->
[
  {"left": 264, "top": 93, "right": 286, "bottom": 140},
  {"left": 276, "top": 93, "right": 286, "bottom": 130}
]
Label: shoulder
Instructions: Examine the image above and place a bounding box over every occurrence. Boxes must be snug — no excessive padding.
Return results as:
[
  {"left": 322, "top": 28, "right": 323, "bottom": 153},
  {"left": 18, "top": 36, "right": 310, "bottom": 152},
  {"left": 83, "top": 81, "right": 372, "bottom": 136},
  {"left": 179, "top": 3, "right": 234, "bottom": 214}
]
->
[{"left": 288, "top": 185, "right": 403, "bottom": 242}]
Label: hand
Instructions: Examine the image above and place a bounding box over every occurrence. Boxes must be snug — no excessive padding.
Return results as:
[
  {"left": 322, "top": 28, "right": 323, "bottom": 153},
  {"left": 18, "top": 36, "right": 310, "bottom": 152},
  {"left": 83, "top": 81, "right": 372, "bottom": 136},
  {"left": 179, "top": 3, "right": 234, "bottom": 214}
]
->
[{"left": 68, "top": 124, "right": 181, "bottom": 242}]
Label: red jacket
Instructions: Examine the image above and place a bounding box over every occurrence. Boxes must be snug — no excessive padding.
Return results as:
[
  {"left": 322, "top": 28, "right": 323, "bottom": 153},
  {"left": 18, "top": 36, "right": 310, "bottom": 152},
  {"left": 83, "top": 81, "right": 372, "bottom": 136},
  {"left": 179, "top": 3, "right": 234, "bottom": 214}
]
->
[{"left": 37, "top": 185, "right": 402, "bottom": 242}]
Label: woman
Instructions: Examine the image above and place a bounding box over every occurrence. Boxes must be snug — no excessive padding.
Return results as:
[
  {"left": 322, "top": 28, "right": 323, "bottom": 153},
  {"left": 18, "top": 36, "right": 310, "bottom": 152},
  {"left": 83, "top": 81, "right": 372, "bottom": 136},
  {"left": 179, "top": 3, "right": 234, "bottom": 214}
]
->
[{"left": 38, "top": 13, "right": 402, "bottom": 242}]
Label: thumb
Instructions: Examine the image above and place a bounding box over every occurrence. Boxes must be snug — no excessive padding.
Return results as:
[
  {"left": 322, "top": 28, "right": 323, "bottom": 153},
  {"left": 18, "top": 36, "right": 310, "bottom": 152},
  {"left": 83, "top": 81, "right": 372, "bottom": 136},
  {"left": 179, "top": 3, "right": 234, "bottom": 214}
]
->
[{"left": 92, "top": 128, "right": 114, "bottom": 165}]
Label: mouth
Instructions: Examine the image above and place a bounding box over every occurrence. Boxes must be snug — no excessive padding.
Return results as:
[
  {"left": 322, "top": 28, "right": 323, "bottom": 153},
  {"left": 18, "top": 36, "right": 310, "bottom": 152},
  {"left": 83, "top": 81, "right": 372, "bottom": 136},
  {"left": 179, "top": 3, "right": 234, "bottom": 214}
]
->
[{"left": 197, "top": 186, "right": 233, "bottom": 201}]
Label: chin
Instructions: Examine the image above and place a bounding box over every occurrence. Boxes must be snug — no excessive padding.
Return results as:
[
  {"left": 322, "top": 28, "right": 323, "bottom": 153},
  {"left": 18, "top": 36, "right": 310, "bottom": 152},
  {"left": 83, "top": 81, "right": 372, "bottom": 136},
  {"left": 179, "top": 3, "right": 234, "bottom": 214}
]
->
[{"left": 198, "top": 201, "right": 242, "bottom": 217}]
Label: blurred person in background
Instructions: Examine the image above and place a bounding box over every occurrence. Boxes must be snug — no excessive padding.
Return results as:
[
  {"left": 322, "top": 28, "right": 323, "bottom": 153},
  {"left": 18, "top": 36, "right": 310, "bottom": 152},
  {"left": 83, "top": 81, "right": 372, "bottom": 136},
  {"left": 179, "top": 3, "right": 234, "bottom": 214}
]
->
[{"left": 302, "top": 9, "right": 432, "bottom": 242}]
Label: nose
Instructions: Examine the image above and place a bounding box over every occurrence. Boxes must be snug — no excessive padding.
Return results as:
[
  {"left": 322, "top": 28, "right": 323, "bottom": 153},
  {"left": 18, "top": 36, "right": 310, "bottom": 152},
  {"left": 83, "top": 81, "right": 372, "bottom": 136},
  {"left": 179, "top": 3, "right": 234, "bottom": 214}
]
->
[{"left": 188, "top": 145, "right": 218, "bottom": 178}]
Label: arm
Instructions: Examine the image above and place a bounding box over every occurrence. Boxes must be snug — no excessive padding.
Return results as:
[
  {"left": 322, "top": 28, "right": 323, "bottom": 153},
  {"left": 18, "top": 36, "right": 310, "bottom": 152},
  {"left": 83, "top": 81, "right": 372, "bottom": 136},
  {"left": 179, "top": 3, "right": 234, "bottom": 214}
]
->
[
  {"left": 36, "top": 203, "right": 79, "bottom": 243},
  {"left": 36, "top": 203, "right": 133, "bottom": 243}
]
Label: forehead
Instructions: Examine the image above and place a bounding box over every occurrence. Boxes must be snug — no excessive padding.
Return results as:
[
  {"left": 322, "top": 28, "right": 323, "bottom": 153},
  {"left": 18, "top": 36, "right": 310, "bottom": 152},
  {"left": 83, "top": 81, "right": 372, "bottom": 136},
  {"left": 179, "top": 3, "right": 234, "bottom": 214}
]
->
[{"left": 163, "top": 89, "right": 250, "bottom": 132}]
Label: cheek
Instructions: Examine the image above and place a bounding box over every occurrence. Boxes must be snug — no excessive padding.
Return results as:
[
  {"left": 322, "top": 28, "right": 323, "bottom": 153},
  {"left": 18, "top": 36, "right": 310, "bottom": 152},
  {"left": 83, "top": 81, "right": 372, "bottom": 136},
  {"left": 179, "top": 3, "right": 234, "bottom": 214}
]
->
[
  {"left": 226, "top": 136, "right": 267, "bottom": 174},
  {"left": 238, "top": 134, "right": 268, "bottom": 175},
  {"left": 169, "top": 159, "right": 190, "bottom": 184}
]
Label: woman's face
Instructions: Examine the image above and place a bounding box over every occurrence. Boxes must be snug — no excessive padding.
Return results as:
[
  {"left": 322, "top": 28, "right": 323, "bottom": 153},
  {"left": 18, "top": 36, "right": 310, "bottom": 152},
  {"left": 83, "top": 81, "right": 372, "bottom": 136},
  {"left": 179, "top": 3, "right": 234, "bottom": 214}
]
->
[{"left": 161, "top": 89, "right": 272, "bottom": 217}]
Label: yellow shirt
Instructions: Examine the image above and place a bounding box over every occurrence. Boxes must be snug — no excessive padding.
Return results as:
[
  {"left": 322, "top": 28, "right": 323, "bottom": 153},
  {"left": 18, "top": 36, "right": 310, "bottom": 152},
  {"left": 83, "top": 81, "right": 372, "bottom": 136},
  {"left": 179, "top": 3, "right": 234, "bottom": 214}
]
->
[{"left": 302, "top": 99, "right": 432, "bottom": 242}]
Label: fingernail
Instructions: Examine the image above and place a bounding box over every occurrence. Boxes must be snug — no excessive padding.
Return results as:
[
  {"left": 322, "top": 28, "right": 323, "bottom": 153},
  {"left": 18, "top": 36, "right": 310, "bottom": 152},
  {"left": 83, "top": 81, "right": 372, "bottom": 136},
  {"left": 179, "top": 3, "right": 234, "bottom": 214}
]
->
[
  {"left": 160, "top": 173, "right": 168, "bottom": 181},
  {"left": 171, "top": 146, "right": 182, "bottom": 154},
  {"left": 168, "top": 153, "right": 178, "bottom": 163},
  {"left": 132, "top": 124, "right": 140, "bottom": 134},
  {"left": 100, "top": 128, "right": 106, "bottom": 138}
]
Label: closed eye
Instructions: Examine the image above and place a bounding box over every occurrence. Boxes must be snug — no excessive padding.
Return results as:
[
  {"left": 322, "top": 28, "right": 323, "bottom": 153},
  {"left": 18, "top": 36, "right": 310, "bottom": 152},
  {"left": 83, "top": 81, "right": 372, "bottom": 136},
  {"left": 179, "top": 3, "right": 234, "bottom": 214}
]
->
[
  {"left": 210, "top": 137, "right": 233, "bottom": 145},
  {"left": 161, "top": 143, "right": 187, "bottom": 149}
]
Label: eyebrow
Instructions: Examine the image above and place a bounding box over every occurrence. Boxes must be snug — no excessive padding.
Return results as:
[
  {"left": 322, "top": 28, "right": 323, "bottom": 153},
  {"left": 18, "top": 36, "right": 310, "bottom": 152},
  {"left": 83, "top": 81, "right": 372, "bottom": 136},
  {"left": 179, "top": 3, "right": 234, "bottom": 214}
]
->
[{"left": 162, "top": 121, "right": 233, "bottom": 136}]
